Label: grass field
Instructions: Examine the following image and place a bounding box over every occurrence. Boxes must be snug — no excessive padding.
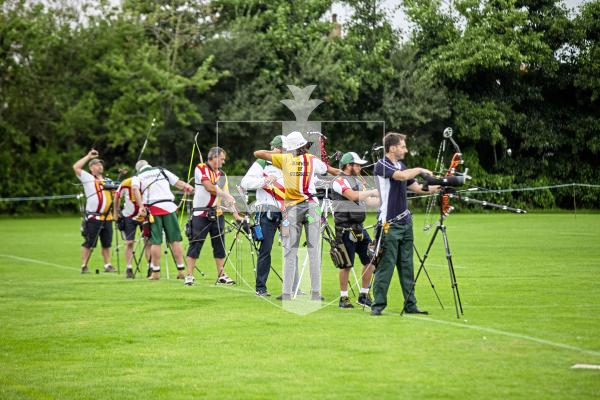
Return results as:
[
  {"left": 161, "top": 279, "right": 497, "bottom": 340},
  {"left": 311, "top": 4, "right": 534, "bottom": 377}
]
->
[{"left": 0, "top": 213, "right": 599, "bottom": 399}]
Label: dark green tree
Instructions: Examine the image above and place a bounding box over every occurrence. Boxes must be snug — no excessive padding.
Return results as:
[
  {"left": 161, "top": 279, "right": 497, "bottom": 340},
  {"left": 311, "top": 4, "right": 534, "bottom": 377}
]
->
[{"left": 404, "top": 0, "right": 600, "bottom": 208}]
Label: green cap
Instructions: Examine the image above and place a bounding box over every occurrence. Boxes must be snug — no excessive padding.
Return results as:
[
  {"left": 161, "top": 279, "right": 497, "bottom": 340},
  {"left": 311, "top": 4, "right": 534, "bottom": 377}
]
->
[
  {"left": 339, "top": 152, "right": 368, "bottom": 168},
  {"left": 270, "top": 135, "right": 283, "bottom": 149}
]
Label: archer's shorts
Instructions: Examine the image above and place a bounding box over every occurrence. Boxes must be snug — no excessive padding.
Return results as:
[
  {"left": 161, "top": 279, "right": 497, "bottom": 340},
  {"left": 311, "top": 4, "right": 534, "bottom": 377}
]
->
[
  {"left": 121, "top": 218, "right": 142, "bottom": 241},
  {"left": 186, "top": 215, "right": 226, "bottom": 259},
  {"left": 150, "top": 212, "right": 183, "bottom": 245},
  {"left": 337, "top": 228, "right": 372, "bottom": 268},
  {"left": 82, "top": 218, "right": 113, "bottom": 249}
]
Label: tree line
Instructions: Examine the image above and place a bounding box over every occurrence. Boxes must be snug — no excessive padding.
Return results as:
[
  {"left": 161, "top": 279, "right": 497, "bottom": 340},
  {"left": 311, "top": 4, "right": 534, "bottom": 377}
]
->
[{"left": 1, "top": 0, "right": 598, "bottom": 213}]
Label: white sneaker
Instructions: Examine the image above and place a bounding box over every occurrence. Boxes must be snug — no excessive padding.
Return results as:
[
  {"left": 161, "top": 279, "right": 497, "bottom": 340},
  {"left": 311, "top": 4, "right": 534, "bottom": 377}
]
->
[
  {"left": 216, "top": 273, "right": 235, "bottom": 285},
  {"left": 184, "top": 274, "right": 195, "bottom": 286},
  {"left": 104, "top": 265, "right": 117, "bottom": 273}
]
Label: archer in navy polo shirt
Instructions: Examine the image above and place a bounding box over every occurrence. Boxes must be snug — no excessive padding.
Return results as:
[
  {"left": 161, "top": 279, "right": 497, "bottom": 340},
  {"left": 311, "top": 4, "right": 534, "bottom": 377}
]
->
[
  {"left": 370, "top": 132, "right": 440, "bottom": 317},
  {"left": 374, "top": 156, "right": 416, "bottom": 223}
]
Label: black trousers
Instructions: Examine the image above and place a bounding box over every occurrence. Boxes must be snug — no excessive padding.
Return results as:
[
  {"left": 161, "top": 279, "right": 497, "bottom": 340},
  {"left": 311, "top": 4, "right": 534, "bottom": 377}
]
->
[{"left": 255, "top": 211, "right": 281, "bottom": 292}]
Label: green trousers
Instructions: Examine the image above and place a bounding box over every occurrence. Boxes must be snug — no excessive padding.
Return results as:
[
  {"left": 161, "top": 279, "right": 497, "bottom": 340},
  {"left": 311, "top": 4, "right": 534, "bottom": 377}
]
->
[
  {"left": 150, "top": 212, "right": 182, "bottom": 245},
  {"left": 372, "top": 222, "right": 418, "bottom": 312}
]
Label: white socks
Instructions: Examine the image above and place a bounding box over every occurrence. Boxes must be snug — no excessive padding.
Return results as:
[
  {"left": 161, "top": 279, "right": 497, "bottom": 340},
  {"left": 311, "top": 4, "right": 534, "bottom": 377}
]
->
[{"left": 340, "top": 289, "right": 368, "bottom": 296}]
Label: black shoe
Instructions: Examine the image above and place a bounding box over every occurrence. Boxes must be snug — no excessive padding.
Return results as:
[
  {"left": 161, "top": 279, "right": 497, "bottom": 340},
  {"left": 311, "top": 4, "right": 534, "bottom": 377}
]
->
[
  {"left": 371, "top": 308, "right": 382, "bottom": 316},
  {"left": 256, "top": 290, "right": 271, "bottom": 297},
  {"left": 404, "top": 307, "right": 429, "bottom": 315},
  {"left": 276, "top": 294, "right": 291, "bottom": 301},
  {"left": 357, "top": 293, "right": 372, "bottom": 307},
  {"left": 125, "top": 268, "right": 134, "bottom": 279},
  {"left": 81, "top": 266, "right": 89, "bottom": 274},
  {"left": 339, "top": 296, "right": 354, "bottom": 309}
]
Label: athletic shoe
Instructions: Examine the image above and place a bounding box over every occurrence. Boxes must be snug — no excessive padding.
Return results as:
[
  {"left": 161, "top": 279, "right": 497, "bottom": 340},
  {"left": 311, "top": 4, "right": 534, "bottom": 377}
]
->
[
  {"left": 125, "top": 268, "right": 134, "bottom": 279},
  {"left": 216, "top": 274, "right": 235, "bottom": 285},
  {"left": 311, "top": 292, "right": 324, "bottom": 301},
  {"left": 184, "top": 274, "right": 195, "bottom": 286},
  {"left": 339, "top": 296, "right": 354, "bottom": 309},
  {"left": 404, "top": 307, "right": 429, "bottom": 315},
  {"left": 371, "top": 308, "right": 382, "bottom": 316},
  {"left": 256, "top": 290, "right": 271, "bottom": 297},
  {"left": 104, "top": 265, "right": 116, "bottom": 273},
  {"left": 176, "top": 269, "right": 185, "bottom": 279},
  {"left": 81, "top": 266, "right": 89, "bottom": 274},
  {"left": 357, "top": 293, "right": 372, "bottom": 308},
  {"left": 148, "top": 271, "right": 160, "bottom": 280}
]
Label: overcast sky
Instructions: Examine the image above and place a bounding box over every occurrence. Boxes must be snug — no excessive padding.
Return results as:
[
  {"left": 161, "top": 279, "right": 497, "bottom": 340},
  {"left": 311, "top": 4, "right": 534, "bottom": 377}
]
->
[
  {"left": 42, "top": 0, "right": 594, "bottom": 35},
  {"left": 330, "top": 0, "right": 592, "bottom": 39}
]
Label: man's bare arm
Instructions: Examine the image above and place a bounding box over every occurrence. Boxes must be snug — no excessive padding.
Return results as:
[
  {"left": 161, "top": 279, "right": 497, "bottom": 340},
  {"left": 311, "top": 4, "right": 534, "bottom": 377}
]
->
[
  {"left": 174, "top": 180, "right": 194, "bottom": 194},
  {"left": 73, "top": 149, "right": 98, "bottom": 177},
  {"left": 254, "top": 150, "right": 274, "bottom": 162},
  {"left": 392, "top": 167, "right": 432, "bottom": 181}
]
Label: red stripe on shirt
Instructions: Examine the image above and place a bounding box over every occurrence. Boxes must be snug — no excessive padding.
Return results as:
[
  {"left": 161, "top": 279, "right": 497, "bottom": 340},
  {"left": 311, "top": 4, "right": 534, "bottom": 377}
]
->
[
  {"left": 95, "top": 180, "right": 103, "bottom": 214},
  {"left": 302, "top": 155, "right": 310, "bottom": 195}
]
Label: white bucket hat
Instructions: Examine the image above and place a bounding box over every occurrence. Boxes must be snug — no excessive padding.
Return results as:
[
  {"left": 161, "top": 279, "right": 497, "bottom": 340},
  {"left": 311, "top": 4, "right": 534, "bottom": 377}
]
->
[{"left": 283, "top": 131, "right": 308, "bottom": 151}]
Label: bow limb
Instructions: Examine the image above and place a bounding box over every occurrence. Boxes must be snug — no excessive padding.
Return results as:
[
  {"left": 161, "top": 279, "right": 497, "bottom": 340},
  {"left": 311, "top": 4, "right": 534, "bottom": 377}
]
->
[
  {"left": 136, "top": 117, "right": 157, "bottom": 164},
  {"left": 319, "top": 134, "right": 330, "bottom": 166},
  {"left": 179, "top": 137, "right": 198, "bottom": 226}
]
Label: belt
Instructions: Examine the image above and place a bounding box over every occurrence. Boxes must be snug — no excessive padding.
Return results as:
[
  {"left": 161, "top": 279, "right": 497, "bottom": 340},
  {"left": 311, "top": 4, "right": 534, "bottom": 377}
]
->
[
  {"left": 388, "top": 210, "right": 412, "bottom": 225},
  {"left": 147, "top": 199, "right": 173, "bottom": 206},
  {"left": 85, "top": 211, "right": 111, "bottom": 218},
  {"left": 336, "top": 225, "right": 365, "bottom": 241},
  {"left": 335, "top": 223, "right": 364, "bottom": 232},
  {"left": 255, "top": 205, "right": 281, "bottom": 213},
  {"left": 193, "top": 206, "right": 215, "bottom": 211}
]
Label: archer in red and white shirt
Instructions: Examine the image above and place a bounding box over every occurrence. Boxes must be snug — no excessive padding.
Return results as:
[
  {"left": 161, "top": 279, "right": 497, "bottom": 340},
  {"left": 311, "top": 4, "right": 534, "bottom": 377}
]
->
[{"left": 185, "top": 147, "right": 240, "bottom": 287}]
